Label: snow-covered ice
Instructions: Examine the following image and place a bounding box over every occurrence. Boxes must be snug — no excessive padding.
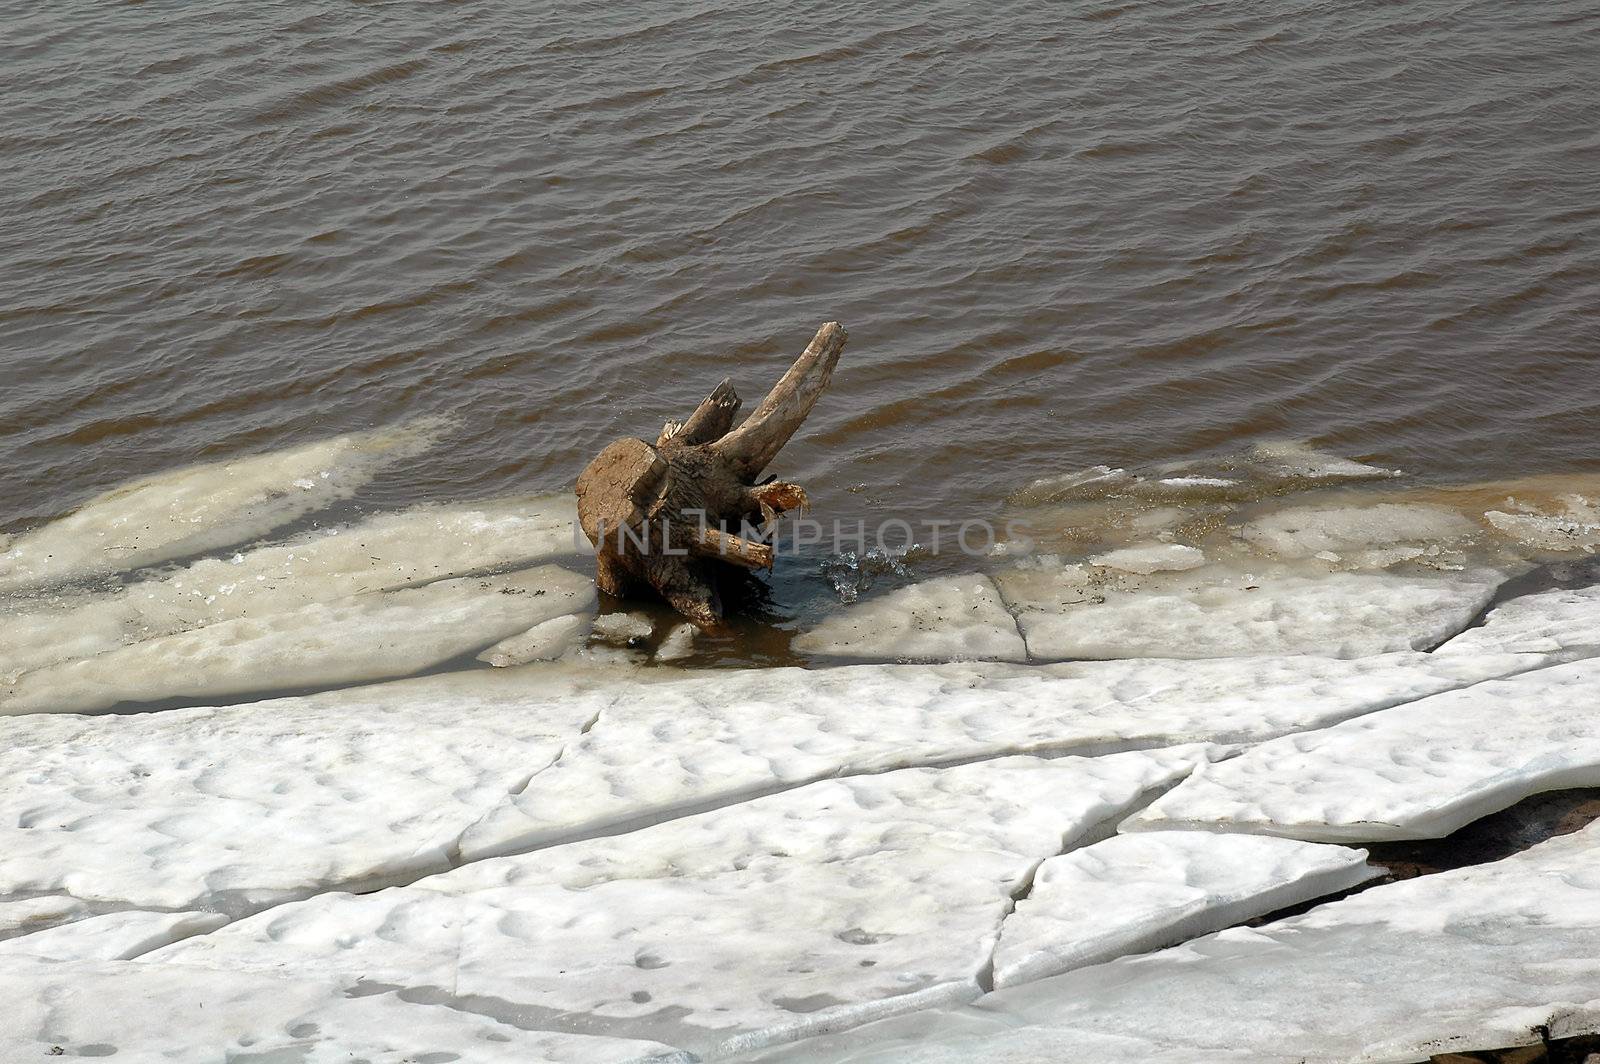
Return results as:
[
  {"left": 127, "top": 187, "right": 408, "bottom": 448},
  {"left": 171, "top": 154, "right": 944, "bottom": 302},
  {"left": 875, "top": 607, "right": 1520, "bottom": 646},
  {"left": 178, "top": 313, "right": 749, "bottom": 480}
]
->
[
  {"left": 991, "top": 832, "right": 1378, "bottom": 987},
  {"left": 0, "top": 666, "right": 613, "bottom": 912},
  {"left": 0, "top": 956, "right": 680, "bottom": 1064},
  {"left": 1130, "top": 657, "right": 1600, "bottom": 842},
  {"left": 2, "top": 565, "right": 596, "bottom": 714},
  {"left": 793, "top": 575, "right": 1027, "bottom": 662},
  {"left": 1435, "top": 583, "right": 1600, "bottom": 656},
  {"left": 0, "top": 909, "right": 228, "bottom": 961},
  {"left": 753, "top": 818, "right": 1600, "bottom": 1064},
  {"left": 150, "top": 750, "right": 1209, "bottom": 1057},
  {"left": 0, "top": 421, "right": 443, "bottom": 593},
  {"left": 997, "top": 563, "right": 1505, "bottom": 660},
  {"left": 455, "top": 651, "right": 1534, "bottom": 860},
  {"left": 0, "top": 494, "right": 583, "bottom": 676}
]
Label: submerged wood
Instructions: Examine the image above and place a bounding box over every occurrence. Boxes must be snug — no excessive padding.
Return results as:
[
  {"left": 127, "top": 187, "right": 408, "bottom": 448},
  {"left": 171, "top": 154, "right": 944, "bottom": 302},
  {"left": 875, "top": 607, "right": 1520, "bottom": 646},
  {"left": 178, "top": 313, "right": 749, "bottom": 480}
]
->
[{"left": 575, "top": 322, "right": 847, "bottom": 626}]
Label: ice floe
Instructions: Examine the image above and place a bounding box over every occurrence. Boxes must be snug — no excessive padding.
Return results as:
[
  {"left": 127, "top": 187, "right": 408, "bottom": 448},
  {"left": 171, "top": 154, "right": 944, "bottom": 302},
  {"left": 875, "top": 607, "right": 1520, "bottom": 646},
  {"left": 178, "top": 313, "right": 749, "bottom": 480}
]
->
[
  {"left": 991, "top": 832, "right": 1378, "bottom": 988},
  {"left": 149, "top": 750, "right": 1207, "bottom": 1057},
  {"left": 0, "top": 666, "right": 613, "bottom": 912},
  {"left": 2, "top": 565, "right": 595, "bottom": 714},
  {"left": 0, "top": 956, "right": 679, "bottom": 1063},
  {"left": 655, "top": 622, "right": 699, "bottom": 662},
  {"left": 478, "top": 612, "right": 592, "bottom": 666},
  {"left": 754, "top": 819, "right": 1600, "bottom": 1064},
  {"left": 592, "top": 611, "right": 656, "bottom": 646},
  {"left": 1, "top": 494, "right": 582, "bottom": 676},
  {"left": 0, "top": 910, "right": 228, "bottom": 961},
  {"left": 793, "top": 574, "right": 1027, "bottom": 663},
  {"left": 1234, "top": 502, "right": 1477, "bottom": 563},
  {"left": 1088, "top": 543, "right": 1206, "bottom": 575},
  {"left": 1436, "top": 583, "right": 1600, "bottom": 656},
  {"left": 455, "top": 651, "right": 1533, "bottom": 861},
  {"left": 0, "top": 421, "right": 443, "bottom": 593},
  {"left": 1130, "top": 657, "right": 1600, "bottom": 842},
  {"left": 996, "top": 562, "right": 1505, "bottom": 659},
  {"left": 1246, "top": 440, "right": 1402, "bottom": 483}
]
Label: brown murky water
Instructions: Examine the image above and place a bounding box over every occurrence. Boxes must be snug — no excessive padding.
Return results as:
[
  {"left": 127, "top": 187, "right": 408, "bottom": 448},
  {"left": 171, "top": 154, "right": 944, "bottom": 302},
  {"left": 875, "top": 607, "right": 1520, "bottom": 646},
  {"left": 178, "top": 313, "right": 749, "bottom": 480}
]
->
[{"left": 4, "top": 1, "right": 1598, "bottom": 547}]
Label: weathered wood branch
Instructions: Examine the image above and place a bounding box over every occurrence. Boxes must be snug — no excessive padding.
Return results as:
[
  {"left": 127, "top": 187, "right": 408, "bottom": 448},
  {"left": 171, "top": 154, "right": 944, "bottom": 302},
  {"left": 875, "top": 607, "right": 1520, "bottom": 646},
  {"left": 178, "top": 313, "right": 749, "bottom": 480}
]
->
[
  {"left": 575, "top": 322, "right": 847, "bottom": 626},
  {"left": 666, "top": 377, "right": 741, "bottom": 448},
  {"left": 687, "top": 526, "right": 774, "bottom": 570},
  {"left": 713, "top": 322, "right": 847, "bottom": 479}
]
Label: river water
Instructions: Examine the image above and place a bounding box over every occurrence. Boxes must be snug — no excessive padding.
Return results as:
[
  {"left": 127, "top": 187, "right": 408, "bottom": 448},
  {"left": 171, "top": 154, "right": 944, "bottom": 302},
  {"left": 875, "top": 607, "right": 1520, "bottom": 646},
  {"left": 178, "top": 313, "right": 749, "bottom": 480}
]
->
[{"left": 4, "top": 0, "right": 1598, "bottom": 541}]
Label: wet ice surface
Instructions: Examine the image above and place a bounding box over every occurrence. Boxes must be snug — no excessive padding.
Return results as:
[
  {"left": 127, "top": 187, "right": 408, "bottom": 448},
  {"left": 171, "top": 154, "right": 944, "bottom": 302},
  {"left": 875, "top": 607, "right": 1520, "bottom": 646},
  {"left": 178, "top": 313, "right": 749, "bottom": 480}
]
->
[
  {"left": 0, "top": 494, "right": 581, "bottom": 677},
  {"left": 2, "top": 566, "right": 596, "bottom": 715},
  {"left": 0, "top": 421, "right": 443, "bottom": 593},
  {"left": 5, "top": 436, "right": 1600, "bottom": 1062}
]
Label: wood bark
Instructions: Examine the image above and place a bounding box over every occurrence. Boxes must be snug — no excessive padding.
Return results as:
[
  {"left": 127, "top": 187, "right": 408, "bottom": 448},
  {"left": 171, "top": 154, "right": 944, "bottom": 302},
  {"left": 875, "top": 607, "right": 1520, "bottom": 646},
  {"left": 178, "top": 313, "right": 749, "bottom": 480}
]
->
[{"left": 575, "top": 322, "right": 847, "bottom": 626}]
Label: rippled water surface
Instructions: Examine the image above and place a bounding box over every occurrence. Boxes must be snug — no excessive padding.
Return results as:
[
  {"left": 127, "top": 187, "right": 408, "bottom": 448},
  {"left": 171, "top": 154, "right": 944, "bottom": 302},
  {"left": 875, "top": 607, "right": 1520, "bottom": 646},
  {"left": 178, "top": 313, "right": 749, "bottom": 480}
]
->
[{"left": 4, "top": 0, "right": 1598, "bottom": 537}]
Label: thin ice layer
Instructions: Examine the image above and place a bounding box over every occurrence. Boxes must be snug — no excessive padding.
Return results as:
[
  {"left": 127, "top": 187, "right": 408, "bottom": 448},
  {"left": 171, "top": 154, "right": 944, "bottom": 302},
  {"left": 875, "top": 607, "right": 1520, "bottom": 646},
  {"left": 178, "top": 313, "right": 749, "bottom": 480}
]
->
[
  {"left": 150, "top": 750, "right": 1209, "bottom": 1058},
  {"left": 0, "top": 666, "right": 612, "bottom": 912},
  {"left": 998, "top": 564, "right": 1504, "bottom": 660},
  {"left": 456, "top": 651, "right": 1537, "bottom": 861},
  {"left": 1234, "top": 503, "right": 1477, "bottom": 560},
  {"left": 992, "top": 832, "right": 1378, "bottom": 988},
  {"left": 0, "top": 955, "right": 677, "bottom": 1064},
  {"left": 0, "top": 910, "right": 228, "bottom": 961},
  {"left": 0, "top": 421, "right": 443, "bottom": 592},
  {"left": 749, "top": 819, "right": 1600, "bottom": 1064},
  {"left": 1, "top": 565, "right": 596, "bottom": 714},
  {"left": 1, "top": 495, "right": 581, "bottom": 676},
  {"left": 1130, "top": 657, "right": 1600, "bottom": 842},
  {"left": 794, "top": 575, "right": 1027, "bottom": 663},
  {"left": 1435, "top": 583, "right": 1600, "bottom": 656}
]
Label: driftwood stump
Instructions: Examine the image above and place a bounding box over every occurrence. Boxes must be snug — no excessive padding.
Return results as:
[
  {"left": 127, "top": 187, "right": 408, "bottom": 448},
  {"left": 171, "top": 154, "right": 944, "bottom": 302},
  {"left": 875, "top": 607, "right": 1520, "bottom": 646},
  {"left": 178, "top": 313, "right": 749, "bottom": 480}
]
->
[{"left": 575, "top": 321, "right": 847, "bottom": 626}]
